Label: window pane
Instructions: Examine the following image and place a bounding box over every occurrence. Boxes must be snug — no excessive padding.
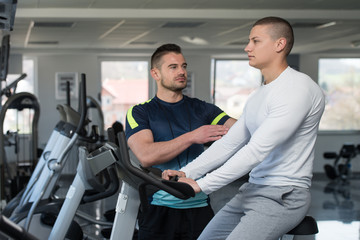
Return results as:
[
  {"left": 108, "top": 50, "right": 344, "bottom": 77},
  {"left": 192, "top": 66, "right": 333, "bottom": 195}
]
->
[
  {"left": 101, "top": 61, "right": 149, "bottom": 130},
  {"left": 18, "top": 59, "right": 35, "bottom": 94},
  {"left": 318, "top": 58, "right": 360, "bottom": 130},
  {"left": 2, "top": 58, "right": 36, "bottom": 134},
  {"left": 213, "top": 60, "right": 261, "bottom": 119},
  {"left": 4, "top": 59, "right": 35, "bottom": 95}
]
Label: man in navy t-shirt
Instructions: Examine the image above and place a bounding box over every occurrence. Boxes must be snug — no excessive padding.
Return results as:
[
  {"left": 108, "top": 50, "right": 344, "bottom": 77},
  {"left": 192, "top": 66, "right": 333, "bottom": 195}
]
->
[{"left": 125, "top": 43, "right": 236, "bottom": 239}]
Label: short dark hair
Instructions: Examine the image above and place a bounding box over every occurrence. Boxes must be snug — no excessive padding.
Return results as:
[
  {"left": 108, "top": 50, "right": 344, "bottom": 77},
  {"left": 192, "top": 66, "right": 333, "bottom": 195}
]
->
[
  {"left": 253, "top": 16, "right": 294, "bottom": 56},
  {"left": 151, "top": 43, "right": 182, "bottom": 69}
]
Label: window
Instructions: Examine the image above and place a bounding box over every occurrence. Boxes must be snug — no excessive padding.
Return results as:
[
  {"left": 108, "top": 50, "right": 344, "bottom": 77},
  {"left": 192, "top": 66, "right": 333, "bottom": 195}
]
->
[
  {"left": 101, "top": 60, "right": 149, "bottom": 130},
  {"left": 3, "top": 58, "right": 35, "bottom": 95},
  {"left": 2, "top": 58, "right": 36, "bottom": 134},
  {"left": 212, "top": 59, "right": 262, "bottom": 119},
  {"left": 318, "top": 58, "right": 360, "bottom": 131},
  {"left": 17, "top": 58, "right": 35, "bottom": 94}
]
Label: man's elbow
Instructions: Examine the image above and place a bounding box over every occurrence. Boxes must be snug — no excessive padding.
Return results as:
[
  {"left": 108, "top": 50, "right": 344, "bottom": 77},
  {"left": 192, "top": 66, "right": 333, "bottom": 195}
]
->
[
  {"left": 135, "top": 154, "right": 154, "bottom": 168},
  {"left": 139, "top": 161, "right": 153, "bottom": 168},
  {"left": 225, "top": 118, "right": 237, "bottom": 128}
]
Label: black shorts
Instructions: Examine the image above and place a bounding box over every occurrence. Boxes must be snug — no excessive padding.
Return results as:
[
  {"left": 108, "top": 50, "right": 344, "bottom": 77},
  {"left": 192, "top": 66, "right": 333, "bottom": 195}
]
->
[{"left": 137, "top": 204, "right": 214, "bottom": 240}]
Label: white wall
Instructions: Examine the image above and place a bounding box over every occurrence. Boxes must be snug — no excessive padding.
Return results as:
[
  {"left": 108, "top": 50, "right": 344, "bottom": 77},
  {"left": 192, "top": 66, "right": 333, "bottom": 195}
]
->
[
  {"left": 185, "top": 54, "right": 212, "bottom": 102},
  {"left": 35, "top": 54, "right": 100, "bottom": 146},
  {"left": 18, "top": 50, "right": 360, "bottom": 174}
]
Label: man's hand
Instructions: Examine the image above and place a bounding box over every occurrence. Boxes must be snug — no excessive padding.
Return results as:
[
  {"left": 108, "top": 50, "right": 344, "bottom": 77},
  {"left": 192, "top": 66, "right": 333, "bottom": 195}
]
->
[
  {"left": 162, "top": 169, "right": 201, "bottom": 193},
  {"left": 190, "top": 125, "right": 229, "bottom": 144},
  {"left": 162, "top": 169, "right": 186, "bottom": 180},
  {"left": 178, "top": 177, "right": 201, "bottom": 193},
  {"left": 127, "top": 125, "right": 229, "bottom": 168}
]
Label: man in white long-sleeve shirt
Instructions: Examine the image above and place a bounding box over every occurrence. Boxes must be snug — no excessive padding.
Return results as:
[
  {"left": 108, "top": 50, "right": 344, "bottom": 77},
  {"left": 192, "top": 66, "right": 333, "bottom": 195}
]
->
[{"left": 163, "top": 16, "right": 325, "bottom": 240}]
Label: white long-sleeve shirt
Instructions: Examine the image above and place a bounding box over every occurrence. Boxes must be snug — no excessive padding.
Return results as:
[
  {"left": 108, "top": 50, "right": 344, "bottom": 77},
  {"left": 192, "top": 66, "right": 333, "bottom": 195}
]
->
[{"left": 181, "top": 67, "right": 325, "bottom": 195}]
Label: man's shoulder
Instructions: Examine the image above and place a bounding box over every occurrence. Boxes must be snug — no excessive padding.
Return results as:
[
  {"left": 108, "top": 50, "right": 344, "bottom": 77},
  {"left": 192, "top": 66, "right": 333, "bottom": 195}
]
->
[
  {"left": 184, "top": 95, "right": 214, "bottom": 109},
  {"left": 133, "top": 98, "right": 154, "bottom": 108},
  {"left": 126, "top": 98, "right": 156, "bottom": 135},
  {"left": 126, "top": 98, "right": 155, "bottom": 124},
  {"left": 129, "top": 98, "right": 156, "bottom": 114}
]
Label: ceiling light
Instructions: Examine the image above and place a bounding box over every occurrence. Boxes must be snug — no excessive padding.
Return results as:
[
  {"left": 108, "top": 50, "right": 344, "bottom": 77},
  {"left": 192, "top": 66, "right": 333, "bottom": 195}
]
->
[
  {"left": 180, "top": 36, "right": 208, "bottom": 45},
  {"left": 350, "top": 40, "right": 360, "bottom": 48},
  {"left": 28, "top": 41, "right": 59, "bottom": 45},
  {"left": 33, "top": 22, "right": 75, "bottom": 28},
  {"left": 162, "top": 22, "right": 204, "bottom": 28},
  {"left": 129, "top": 41, "right": 157, "bottom": 45},
  {"left": 316, "top": 21, "right": 336, "bottom": 29}
]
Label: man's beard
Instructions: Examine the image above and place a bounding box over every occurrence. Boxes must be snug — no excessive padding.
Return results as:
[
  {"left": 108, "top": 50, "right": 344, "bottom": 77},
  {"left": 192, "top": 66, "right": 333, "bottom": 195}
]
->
[{"left": 160, "top": 77, "right": 187, "bottom": 92}]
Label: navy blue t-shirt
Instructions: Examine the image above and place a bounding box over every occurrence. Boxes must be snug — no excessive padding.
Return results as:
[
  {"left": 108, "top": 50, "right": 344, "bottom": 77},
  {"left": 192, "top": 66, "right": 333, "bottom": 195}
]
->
[{"left": 125, "top": 95, "right": 230, "bottom": 208}]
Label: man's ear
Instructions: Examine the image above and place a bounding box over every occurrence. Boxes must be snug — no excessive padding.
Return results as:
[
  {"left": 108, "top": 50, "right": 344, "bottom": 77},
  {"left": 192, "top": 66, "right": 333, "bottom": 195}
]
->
[
  {"left": 275, "top": 38, "right": 287, "bottom": 53},
  {"left": 151, "top": 68, "right": 160, "bottom": 81}
]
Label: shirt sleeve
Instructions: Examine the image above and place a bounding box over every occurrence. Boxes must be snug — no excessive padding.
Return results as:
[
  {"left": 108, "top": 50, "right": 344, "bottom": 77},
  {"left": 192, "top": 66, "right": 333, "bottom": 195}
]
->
[
  {"left": 202, "top": 100, "right": 231, "bottom": 125},
  {"left": 125, "top": 104, "right": 149, "bottom": 140}
]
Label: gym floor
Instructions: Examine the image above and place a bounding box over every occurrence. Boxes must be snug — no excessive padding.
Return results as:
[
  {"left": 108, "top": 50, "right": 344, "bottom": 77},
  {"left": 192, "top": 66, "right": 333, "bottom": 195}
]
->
[
  {"left": 70, "top": 173, "right": 360, "bottom": 240},
  {"left": 210, "top": 174, "right": 360, "bottom": 240},
  {"left": 303, "top": 174, "right": 360, "bottom": 240}
]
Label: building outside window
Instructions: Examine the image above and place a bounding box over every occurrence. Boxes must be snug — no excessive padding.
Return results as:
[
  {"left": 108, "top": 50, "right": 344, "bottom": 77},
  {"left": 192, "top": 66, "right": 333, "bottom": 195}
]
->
[
  {"left": 318, "top": 58, "right": 360, "bottom": 131},
  {"left": 101, "top": 60, "right": 149, "bottom": 130},
  {"left": 212, "top": 59, "right": 262, "bottom": 119}
]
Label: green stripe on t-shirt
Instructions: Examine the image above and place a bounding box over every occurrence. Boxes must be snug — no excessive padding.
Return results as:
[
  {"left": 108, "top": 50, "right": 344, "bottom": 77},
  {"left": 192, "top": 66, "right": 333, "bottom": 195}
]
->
[
  {"left": 127, "top": 99, "right": 152, "bottom": 129},
  {"left": 211, "top": 112, "right": 227, "bottom": 125},
  {"left": 126, "top": 106, "right": 138, "bottom": 129}
]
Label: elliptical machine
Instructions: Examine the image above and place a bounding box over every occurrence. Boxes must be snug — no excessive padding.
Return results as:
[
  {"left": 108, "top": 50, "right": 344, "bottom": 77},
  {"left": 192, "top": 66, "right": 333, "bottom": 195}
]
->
[
  {"left": 0, "top": 73, "right": 40, "bottom": 203},
  {"left": 5, "top": 74, "right": 89, "bottom": 232},
  {"left": 49, "top": 127, "right": 196, "bottom": 240}
]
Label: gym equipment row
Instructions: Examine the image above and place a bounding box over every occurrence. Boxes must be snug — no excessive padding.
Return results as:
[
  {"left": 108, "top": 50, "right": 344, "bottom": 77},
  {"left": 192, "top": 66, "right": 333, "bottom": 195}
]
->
[
  {"left": 0, "top": 121, "right": 195, "bottom": 238},
  {"left": 323, "top": 143, "right": 360, "bottom": 182},
  {"left": 0, "top": 74, "right": 106, "bottom": 239}
]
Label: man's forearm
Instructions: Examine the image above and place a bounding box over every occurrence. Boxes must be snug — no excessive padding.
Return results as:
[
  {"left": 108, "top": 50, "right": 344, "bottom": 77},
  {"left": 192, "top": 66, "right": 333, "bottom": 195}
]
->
[{"left": 129, "top": 132, "right": 194, "bottom": 167}]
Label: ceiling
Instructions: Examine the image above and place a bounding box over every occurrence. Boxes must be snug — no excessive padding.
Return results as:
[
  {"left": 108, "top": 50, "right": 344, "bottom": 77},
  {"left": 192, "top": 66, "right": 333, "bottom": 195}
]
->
[{"left": 4, "top": 0, "right": 360, "bottom": 55}]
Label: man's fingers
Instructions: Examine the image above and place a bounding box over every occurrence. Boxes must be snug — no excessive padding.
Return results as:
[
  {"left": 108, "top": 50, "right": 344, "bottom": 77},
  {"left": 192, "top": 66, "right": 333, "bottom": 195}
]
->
[
  {"left": 162, "top": 170, "right": 170, "bottom": 180},
  {"left": 162, "top": 169, "right": 180, "bottom": 180},
  {"left": 207, "top": 125, "right": 229, "bottom": 136}
]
